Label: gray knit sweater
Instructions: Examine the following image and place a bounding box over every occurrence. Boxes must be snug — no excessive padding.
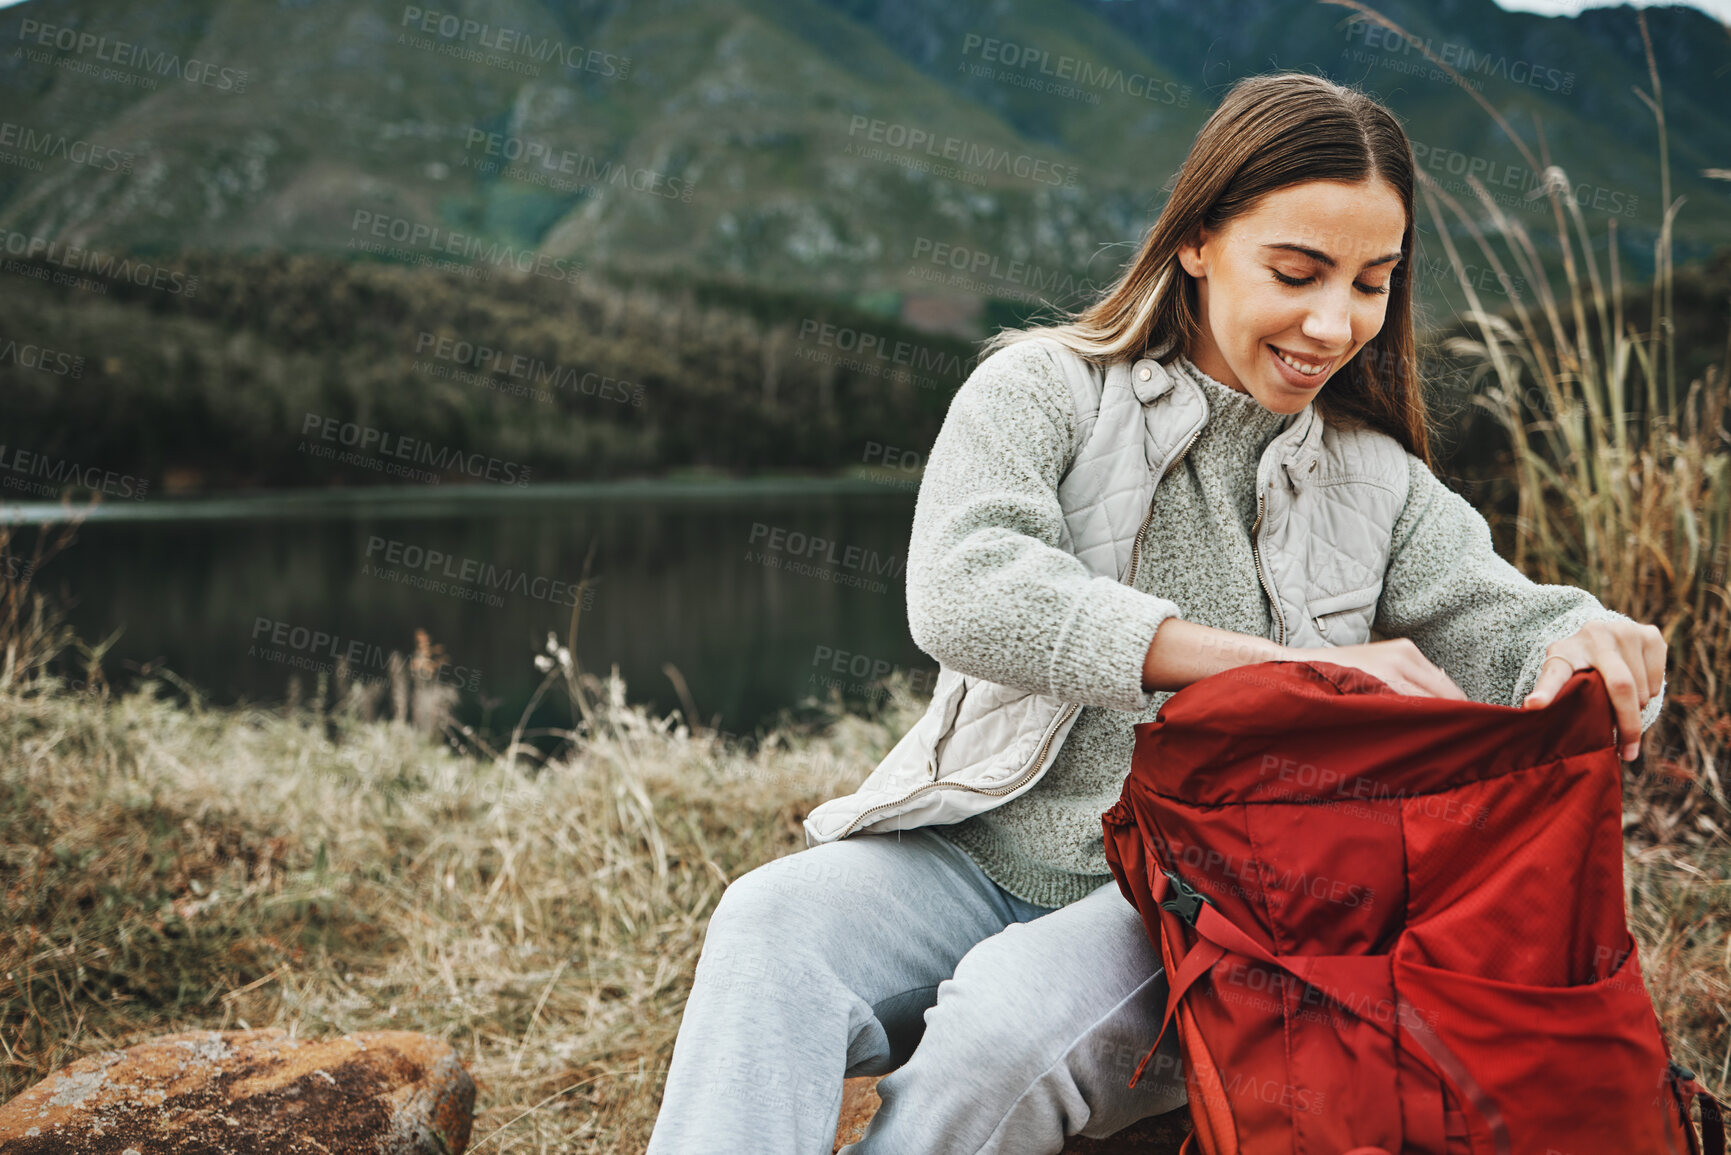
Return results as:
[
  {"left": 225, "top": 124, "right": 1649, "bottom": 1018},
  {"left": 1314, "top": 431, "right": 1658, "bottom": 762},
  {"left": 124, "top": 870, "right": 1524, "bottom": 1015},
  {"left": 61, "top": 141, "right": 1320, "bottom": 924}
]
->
[{"left": 907, "top": 338, "right": 1666, "bottom": 910}]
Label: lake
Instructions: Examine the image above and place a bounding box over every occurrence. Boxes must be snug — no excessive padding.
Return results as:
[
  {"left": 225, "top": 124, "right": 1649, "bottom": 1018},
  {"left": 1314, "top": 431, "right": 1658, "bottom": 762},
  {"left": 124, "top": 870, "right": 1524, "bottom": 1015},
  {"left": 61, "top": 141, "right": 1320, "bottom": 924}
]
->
[{"left": 1, "top": 478, "right": 933, "bottom": 745}]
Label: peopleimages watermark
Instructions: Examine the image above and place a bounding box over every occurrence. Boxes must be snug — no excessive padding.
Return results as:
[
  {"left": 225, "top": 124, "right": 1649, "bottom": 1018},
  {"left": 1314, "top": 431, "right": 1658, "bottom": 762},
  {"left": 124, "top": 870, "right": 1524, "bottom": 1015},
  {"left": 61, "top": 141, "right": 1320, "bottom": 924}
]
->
[
  {"left": 17, "top": 18, "right": 250, "bottom": 93},
  {"left": 857, "top": 440, "right": 924, "bottom": 493},
  {"left": 0, "top": 443, "right": 148, "bottom": 500},
  {"left": 958, "top": 33, "right": 1191, "bottom": 108},
  {"left": 248, "top": 616, "right": 482, "bottom": 692},
  {"left": 1706, "top": 539, "right": 1731, "bottom": 587},
  {"left": 1410, "top": 140, "right": 1638, "bottom": 219},
  {"left": 1162, "top": 837, "right": 1374, "bottom": 910},
  {"left": 411, "top": 332, "right": 643, "bottom": 407},
  {"left": 1094, "top": 1046, "right": 1323, "bottom": 1117},
  {"left": 363, "top": 535, "right": 593, "bottom": 611},
  {"left": 397, "top": 7, "right": 629, "bottom": 80},
  {"left": 461, "top": 129, "right": 694, "bottom": 202},
  {"left": 844, "top": 116, "right": 1077, "bottom": 189},
  {"left": 1211, "top": 957, "right": 1443, "bottom": 1037},
  {"left": 0, "top": 229, "right": 198, "bottom": 296},
  {"left": 744, "top": 523, "right": 904, "bottom": 595},
  {"left": 299, "top": 413, "right": 532, "bottom": 487},
  {"left": 907, "top": 236, "right": 1108, "bottom": 305},
  {"left": 0, "top": 119, "right": 133, "bottom": 175},
  {"left": 348, "top": 210, "right": 581, "bottom": 284},
  {"left": 0, "top": 335, "right": 84, "bottom": 378},
  {"left": 810, "top": 644, "right": 937, "bottom": 698},
  {"left": 1253, "top": 753, "right": 1491, "bottom": 830},
  {"left": 1408, "top": 248, "right": 1528, "bottom": 300},
  {"left": 1342, "top": 20, "right": 1574, "bottom": 95},
  {"left": 793, "top": 319, "right": 965, "bottom": 393}
]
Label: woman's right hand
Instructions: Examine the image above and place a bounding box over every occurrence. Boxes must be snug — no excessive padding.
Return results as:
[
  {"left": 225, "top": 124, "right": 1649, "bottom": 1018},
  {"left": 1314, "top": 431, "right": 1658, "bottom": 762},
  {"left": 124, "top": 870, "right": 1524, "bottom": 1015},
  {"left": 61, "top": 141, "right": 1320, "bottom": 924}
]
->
[
  {"left": 1142, "top": 620, "right": 1466, "bottom": 700},
  {"left": 1316, "top": 638, "right": 1468, "bottom": 700}
]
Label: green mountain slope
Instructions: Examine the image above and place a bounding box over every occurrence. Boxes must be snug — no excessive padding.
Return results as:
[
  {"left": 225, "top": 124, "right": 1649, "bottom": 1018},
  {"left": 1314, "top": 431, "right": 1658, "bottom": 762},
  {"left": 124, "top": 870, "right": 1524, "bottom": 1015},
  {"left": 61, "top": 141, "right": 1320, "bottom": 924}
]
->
[{"left": 0, "top": 0, "right": 1726, "bottom": 318}]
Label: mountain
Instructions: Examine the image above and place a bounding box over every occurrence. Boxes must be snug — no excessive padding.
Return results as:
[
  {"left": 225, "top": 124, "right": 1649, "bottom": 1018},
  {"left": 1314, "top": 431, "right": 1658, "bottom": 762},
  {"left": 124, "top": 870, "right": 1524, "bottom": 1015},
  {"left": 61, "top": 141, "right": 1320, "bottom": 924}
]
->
[{"left": 0, "top": 0, "right": 1726, "bottom": 321}]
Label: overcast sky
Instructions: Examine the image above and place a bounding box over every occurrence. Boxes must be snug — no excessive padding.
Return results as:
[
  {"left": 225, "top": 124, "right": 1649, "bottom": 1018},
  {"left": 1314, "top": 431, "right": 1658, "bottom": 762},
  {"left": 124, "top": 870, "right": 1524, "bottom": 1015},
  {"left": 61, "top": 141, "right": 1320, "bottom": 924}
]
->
[{"left": 1494, "top": 0, "right": 1730, "bottom": 18}]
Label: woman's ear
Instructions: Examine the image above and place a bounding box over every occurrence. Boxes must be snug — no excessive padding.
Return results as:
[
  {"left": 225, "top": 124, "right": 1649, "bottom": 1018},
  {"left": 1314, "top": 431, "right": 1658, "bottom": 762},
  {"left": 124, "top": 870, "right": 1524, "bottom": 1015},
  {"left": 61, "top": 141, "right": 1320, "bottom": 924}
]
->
[{"left": 1176, "top": 230, "right": 1208, "bottom": 279}]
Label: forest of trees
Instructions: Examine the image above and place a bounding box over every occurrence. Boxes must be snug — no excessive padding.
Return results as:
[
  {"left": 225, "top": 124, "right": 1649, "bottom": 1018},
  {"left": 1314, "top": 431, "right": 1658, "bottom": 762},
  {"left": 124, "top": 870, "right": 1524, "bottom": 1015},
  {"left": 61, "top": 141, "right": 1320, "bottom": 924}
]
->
[
  {"left": 1, "top": 245, "right": 1725, "bottom": 497},
  {"left": 0, "top": 251, "right": 983, "bottom": 492}
]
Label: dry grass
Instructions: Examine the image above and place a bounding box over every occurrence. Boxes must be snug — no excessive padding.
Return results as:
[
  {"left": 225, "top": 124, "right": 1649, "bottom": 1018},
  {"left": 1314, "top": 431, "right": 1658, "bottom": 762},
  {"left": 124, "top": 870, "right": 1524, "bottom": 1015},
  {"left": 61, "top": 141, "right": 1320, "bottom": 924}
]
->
[
  {"left": 1364, "top": 0, "right": 1731, "bottom": 1089},
  {"left": 2, "top": 635, "right": 1727, "bottom": 1146},
  {"left": 0, "top": 609, "right": 922, "bottom": 1149}
]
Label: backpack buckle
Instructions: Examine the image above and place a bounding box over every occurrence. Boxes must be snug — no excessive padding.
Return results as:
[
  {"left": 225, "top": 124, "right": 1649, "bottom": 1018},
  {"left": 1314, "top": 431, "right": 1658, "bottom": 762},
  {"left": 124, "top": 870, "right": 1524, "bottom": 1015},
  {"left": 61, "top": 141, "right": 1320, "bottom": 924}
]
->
[{"left": 1159, "top": 866, "right": 1213, "bottom": 928}]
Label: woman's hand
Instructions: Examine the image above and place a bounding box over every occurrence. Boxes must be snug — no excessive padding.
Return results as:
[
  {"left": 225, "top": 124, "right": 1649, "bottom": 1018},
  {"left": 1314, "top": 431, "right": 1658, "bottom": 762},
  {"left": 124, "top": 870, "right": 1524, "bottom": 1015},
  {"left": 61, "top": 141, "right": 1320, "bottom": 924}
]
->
[
  {"left": 1521, "top": 620, "right": 1666, "bottom": 761},
  {"left": 1142, "top": 621, "right": 1471, "bottom": 700},
  {"left": 1318, "top": 638, "right": 1469, "bottom": 701}
]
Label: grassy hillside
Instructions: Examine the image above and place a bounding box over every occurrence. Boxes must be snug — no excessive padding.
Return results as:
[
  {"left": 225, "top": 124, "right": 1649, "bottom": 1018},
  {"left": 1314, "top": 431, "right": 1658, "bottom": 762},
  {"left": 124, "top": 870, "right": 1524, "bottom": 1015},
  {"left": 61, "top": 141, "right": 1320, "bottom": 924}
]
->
[{"left": 0, "top": 0, "right": 1725, "bottom": 315}]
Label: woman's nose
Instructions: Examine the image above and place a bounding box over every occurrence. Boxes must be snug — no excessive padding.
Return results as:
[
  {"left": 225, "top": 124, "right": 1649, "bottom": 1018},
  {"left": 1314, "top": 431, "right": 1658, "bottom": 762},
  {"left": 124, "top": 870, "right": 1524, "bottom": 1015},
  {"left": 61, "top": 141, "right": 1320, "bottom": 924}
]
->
[{"left": 1301, "top": 289, "right": 1354, "bottom": 349}]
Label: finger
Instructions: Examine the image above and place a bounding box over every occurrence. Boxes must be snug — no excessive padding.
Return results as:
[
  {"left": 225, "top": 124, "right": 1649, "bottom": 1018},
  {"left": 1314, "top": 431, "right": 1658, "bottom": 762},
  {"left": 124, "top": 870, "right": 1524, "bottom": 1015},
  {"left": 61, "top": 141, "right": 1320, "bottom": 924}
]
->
[
  {"left": 1640, "top": 624, "right": 1667, "bottom": 704},
  {"left": 1613, "top": 628, "right": 1653, "bottom": 706},
  {"left": 1584, "top": 640, "right": 1644, "bottom": 761},
  {"left": 1406, "top": 655, "right": 1469, "bottom": 701},
  {"left": 1522, "top": 646, "right": 1580, "bottom": 708}
]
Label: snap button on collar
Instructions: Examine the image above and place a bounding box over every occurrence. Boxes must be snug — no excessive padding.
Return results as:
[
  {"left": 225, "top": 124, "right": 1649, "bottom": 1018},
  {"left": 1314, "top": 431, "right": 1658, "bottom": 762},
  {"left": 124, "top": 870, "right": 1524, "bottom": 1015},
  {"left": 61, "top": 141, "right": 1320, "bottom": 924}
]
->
[{"left": 1137, "top": 366, "right": 1152, "bottom": 380}]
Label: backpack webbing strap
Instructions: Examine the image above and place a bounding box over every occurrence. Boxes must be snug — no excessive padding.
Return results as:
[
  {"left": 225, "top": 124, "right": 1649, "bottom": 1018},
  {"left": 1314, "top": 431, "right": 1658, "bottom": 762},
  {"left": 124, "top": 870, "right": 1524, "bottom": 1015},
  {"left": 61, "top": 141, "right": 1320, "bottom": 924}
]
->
[
  {"left": 1665, "top": 1062, "right": 1726, "bottom": 1155},
  {"left": 1129, "top": 867, "right": 1511, "bottom": 1151}
]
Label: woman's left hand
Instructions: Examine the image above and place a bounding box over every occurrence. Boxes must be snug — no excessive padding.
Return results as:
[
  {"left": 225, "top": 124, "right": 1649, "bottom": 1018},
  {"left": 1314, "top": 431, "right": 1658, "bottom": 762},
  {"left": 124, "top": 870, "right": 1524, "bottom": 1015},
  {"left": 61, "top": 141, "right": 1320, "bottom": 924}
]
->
[{"left": 1521, "top": 620, "right": 1666, "bottom": 761}]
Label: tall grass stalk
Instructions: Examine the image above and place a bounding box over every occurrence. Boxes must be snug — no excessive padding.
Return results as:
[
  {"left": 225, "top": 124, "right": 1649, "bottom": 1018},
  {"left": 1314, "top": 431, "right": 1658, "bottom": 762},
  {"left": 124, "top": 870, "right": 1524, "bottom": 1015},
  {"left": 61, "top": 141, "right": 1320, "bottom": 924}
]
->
[
  {"left": 1329, "top": 1, "right": 1731, "bottom": 1094},
  {"left": 1387, "top": 9, "right": 1731, "bottom": 847}
]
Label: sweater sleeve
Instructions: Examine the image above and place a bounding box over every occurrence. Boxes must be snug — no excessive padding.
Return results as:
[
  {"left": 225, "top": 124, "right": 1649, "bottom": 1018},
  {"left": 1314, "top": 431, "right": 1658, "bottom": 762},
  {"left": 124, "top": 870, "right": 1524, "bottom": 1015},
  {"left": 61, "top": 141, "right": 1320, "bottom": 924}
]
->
[
  {"left": 1374, "top": 453, "right": 1664, "bottom": 734},
  {"left": 905, "top": 338, "right": 1184, "bottom": 713}
]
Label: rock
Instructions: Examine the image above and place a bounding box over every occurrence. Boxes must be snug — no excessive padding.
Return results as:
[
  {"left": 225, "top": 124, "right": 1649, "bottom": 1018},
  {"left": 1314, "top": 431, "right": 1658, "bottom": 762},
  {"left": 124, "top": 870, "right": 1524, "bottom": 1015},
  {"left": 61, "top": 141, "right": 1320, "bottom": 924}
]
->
[
  {"left": 832, "top": 1076, "right": 882, "bottom": 1149},
  {"left": 0, "top": 1028, "right": 475, "bottom": 1155},
  {"left": 831, "top": 1074, "right": 1190, "bottom": 1153}
]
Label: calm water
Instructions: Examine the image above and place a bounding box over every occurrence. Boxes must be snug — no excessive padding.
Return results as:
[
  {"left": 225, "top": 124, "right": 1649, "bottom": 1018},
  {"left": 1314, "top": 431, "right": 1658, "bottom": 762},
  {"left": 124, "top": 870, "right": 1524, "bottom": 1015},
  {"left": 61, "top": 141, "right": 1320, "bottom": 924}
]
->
[{"left": 3, "top": 479, "right": 931, "bottom": 742}]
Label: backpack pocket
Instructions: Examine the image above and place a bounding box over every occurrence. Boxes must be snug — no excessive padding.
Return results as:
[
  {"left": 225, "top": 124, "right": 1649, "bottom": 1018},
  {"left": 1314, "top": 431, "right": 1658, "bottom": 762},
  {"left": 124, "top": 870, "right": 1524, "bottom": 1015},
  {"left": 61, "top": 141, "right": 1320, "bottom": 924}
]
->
[{"left": 1393, "top": 942, "right": 1695, "bottom": 1154}]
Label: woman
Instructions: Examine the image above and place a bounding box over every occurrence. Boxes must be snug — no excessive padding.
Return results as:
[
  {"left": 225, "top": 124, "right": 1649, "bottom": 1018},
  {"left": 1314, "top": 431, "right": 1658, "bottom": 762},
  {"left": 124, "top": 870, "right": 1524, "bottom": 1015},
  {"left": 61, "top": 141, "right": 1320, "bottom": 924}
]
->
[{"left": 646, "top": 71, "right": 1666, "bottom": 1155}]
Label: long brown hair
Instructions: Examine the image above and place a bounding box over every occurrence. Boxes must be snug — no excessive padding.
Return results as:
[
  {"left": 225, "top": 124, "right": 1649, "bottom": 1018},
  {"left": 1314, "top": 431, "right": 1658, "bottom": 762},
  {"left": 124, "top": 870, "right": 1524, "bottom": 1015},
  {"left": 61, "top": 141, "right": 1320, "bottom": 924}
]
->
[{"left": 980, "top": 71, "right": 1433, "bottom": 466}]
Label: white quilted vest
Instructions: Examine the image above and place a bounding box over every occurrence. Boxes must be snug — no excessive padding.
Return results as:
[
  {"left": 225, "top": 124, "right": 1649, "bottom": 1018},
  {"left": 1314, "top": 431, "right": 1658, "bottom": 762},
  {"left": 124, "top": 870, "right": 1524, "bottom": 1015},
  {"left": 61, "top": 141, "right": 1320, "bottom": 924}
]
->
[{"left": 802, "top": 336, "right": 1412, "bottom": 846}]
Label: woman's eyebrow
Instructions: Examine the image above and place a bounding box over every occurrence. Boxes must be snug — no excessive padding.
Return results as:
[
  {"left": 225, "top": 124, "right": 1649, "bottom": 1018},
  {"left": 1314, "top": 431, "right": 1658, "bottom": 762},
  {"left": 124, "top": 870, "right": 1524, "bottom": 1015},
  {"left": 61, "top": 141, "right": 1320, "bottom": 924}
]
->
[{"left": 1262, "top": 242, "right": 1403, "bottom": 269}]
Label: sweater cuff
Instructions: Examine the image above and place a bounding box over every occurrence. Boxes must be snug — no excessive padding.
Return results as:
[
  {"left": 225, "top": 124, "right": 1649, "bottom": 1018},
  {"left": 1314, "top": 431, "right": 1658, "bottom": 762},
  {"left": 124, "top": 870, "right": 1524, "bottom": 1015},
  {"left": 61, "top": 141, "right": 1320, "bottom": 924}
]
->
[{"left": 1048, "top": 577, "right": 1183, "bottom": 712}]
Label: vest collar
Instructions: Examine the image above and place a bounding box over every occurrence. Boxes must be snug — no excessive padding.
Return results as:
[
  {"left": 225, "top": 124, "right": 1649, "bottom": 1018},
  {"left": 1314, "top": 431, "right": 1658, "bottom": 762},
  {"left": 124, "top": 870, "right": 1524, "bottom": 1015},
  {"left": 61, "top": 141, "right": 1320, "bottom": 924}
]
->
[{"left": 1129, "top": 345, "right": 1327, "bottom": 487}]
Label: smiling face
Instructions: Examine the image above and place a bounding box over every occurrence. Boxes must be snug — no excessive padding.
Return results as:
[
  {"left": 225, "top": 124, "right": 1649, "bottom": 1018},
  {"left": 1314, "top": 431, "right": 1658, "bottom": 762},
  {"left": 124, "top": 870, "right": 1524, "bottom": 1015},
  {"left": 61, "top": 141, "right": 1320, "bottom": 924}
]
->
[{"left": 1176, "top": 178, "right": 1407, "bottom": 414}]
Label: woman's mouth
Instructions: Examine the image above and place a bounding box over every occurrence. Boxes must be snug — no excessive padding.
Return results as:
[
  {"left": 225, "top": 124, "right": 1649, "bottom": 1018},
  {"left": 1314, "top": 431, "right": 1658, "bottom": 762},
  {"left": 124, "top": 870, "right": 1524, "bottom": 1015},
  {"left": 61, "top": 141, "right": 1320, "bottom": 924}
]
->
[{"left": 1267, "top": 343, "right": 1332, "bottom": 387}]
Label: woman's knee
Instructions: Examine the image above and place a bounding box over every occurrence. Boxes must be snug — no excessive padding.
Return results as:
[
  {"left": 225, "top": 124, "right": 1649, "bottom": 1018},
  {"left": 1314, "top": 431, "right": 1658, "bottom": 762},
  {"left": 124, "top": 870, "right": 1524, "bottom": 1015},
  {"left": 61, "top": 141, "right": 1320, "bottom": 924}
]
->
[
  {"left": 916, "top": 902, "right": 1168, "bottom": 1075},
  {"left": 701, "top": 851, "right": 834, "bottom": 966}
]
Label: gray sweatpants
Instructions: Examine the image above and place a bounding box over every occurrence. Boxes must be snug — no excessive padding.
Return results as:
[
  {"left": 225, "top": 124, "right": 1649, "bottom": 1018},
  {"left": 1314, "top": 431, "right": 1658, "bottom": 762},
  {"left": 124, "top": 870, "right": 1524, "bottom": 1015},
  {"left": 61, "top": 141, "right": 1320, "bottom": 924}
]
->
[{"left": 645, "top": 825, "right": 1188, "bottom": 1154}]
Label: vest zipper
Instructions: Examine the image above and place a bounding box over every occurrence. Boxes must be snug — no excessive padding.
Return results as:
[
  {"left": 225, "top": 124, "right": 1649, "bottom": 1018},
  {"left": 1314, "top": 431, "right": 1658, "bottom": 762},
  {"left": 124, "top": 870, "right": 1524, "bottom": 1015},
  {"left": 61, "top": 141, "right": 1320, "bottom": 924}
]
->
[
  {"left": 834, "top": 700, "right": 1081, "bottom": 838},
  {"left": 1251, "top": 483, "right": 1288, "bottom": 647},
  {"left": 1125, "top": 423, "right": 1203, "bottom": 588}
]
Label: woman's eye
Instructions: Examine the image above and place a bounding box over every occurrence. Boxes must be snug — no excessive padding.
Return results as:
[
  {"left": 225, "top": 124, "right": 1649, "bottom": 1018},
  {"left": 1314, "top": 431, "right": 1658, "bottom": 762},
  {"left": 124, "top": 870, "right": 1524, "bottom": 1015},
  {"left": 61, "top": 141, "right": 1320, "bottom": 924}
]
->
[
  {"left": 1354, "top": 281, "right": 1390, "bottom": 296},
  {"left": 1271, "top": 269, "right": 1312, "bottom": 287}
]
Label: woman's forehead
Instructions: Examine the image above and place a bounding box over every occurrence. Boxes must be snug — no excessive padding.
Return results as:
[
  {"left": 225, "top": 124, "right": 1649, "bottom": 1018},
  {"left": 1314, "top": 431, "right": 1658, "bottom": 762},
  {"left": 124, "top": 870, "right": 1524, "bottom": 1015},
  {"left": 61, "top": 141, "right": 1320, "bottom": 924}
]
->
[{"left": 1225, "top": 181, "right": 1407, "bottom": 261}]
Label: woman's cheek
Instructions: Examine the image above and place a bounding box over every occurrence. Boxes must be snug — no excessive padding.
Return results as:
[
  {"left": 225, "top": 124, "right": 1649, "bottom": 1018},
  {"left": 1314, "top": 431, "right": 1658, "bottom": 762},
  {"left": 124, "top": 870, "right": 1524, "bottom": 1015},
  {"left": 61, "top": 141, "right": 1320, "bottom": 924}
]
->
[{"left": 1354, "top": 300, "right": 1389, "bottom": 345}]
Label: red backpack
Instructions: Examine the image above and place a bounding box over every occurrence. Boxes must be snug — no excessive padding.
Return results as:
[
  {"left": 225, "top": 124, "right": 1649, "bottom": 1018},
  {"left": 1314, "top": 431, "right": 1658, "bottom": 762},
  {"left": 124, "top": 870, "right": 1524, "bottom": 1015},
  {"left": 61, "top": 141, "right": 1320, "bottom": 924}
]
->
[{"left": 1101, "top": 659, "right": 1724, "bottom": 1154}]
